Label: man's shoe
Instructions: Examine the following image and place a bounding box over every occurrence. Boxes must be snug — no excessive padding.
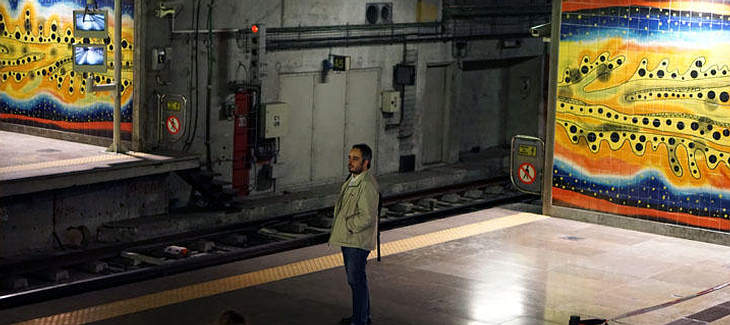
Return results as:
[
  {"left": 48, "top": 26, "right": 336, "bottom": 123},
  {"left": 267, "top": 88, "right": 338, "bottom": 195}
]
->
[{"left": 339, "top": 316, "right": 372, "bottom": 325}]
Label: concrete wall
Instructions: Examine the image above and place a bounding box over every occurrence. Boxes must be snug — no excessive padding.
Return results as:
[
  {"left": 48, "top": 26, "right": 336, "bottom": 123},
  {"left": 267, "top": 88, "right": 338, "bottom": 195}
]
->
[
  {"left": 458, "top": 68, "right": 504, "bottom": 153},
  {"left": 0, "top": 175, "right": 168, "bottom": 257},
  {"left": 141, "top": 0, "right": 547, "bottom": 193},
  {"left": 504, "top": 56, "right": 543, "bottom": 144},
  {"left": 456, "top": 55, "right": 544, "bottom": 155}
]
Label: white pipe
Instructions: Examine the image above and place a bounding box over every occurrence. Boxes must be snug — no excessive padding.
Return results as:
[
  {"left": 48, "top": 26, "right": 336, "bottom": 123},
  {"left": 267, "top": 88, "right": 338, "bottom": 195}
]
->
[{"left": 108, "top": 0, "right": 125, "bottom": 152}]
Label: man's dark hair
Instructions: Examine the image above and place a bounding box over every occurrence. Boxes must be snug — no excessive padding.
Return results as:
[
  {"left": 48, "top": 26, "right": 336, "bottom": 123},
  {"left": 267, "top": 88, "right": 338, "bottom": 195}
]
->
[{"left": 352, "top": 143, "right": 373, "bottom": 168}]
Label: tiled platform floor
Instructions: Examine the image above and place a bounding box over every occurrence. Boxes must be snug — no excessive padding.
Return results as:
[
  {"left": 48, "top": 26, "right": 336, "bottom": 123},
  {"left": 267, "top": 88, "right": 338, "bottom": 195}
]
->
[
  {"left": 7, "top": 204, "right": 730, "bottom": 325},
  {"left": 0, "top": 130, "right": 126, "bottom": 178},
  {"left": 0, "top": 130, "right": 197, "bottom": 181},
  {"left": 0, "top": 130, "right": 198, "bottom": 197}
]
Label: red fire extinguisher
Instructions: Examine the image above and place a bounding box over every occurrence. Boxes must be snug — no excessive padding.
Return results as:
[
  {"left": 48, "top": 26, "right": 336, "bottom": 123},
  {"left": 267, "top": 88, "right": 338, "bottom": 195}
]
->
[{"left": 233, "top": 91, "right": 251, "bottom": 196}]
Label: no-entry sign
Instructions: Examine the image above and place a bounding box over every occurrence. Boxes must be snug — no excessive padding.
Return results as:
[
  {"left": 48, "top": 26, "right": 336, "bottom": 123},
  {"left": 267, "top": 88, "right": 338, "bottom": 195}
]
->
[{"left": 166, "top": 115, "right": 181, "bottom": 135}]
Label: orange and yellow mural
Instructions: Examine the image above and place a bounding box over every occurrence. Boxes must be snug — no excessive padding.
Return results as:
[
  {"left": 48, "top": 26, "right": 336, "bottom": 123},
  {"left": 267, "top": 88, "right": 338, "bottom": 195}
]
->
[
  {"left": 553, "top": 0, "right": 730, "bottom": 230},
  {"left": 0, "top": 0, "right": 133, "bottom": 139}
]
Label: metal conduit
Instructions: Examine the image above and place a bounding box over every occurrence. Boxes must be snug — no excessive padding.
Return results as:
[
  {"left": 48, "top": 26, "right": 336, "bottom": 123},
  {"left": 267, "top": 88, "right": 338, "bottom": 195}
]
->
[
  {"left": 265, "top": 19, "right": 549, "bottom": 51},
  {"left": 443, "top": 5, "right": 552, "bottom": 19},
  {"left": 164, "top": 14, "right": 550, "bottom": 52}
]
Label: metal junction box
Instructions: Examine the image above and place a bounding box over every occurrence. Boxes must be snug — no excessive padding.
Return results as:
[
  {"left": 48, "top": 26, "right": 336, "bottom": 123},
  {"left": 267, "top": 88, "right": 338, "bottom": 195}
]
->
[
  {"left": 263, "top": 102, "right": 288, "bottom": 138},
  {"left": 381, "top": 90, "right": 401, "bottom": 113}
]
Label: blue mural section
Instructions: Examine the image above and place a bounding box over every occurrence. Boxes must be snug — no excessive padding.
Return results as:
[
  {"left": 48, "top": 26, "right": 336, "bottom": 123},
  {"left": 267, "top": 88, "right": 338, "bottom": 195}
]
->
[
  {"left": 553, "top": 159, "right": 730, "bottom": 220},
  {"left": 560, "top": 6, "right": 730, "bottom": 42},
  {"left": 0, "top": 92, "right": 132, "bottom": 137}
]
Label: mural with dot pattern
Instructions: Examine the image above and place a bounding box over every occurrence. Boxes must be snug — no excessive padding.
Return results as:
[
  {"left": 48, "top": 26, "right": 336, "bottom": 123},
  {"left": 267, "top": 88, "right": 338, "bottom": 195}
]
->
[
  {"left": 554, "top": 0, "right": 730, "bottom": 231},
  {"left": 0, "top": 0, "right": 134, "bottom": 139}
]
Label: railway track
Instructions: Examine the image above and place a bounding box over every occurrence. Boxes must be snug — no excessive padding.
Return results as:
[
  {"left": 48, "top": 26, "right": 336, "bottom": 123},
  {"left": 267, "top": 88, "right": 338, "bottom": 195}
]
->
[{"left": 0, "top": 177, "right": 536, "bottom": 309}]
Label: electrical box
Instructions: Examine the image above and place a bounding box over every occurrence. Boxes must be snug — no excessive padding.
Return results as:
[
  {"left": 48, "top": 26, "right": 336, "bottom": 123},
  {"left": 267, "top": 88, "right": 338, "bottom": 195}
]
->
[
  {"left": 263, "top": 102, "right": 288, "bottom": 138},
  {"left": 152, "top": 47, "right": 172, "bottom": 71},
  {"left": 381, "top": 91, "right": 401, "bottom": 113}
]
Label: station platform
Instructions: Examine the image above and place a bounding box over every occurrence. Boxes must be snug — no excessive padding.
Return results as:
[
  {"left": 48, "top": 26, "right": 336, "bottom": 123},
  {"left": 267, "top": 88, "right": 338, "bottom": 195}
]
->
[
  {"left": 0, "top": 130, "right": 200, "bottom": 257},
  {"left": 96, "top": 149, "right": 509, "bottom": 243},
  {"left": 0, "top": 128, "right": 508, "bottom": 256},
  {"left": 5, "top": 204, "right": 730, "bottom": 325},
  {"left": 0, "top": 130, "right": 199, "bottom": 197}
]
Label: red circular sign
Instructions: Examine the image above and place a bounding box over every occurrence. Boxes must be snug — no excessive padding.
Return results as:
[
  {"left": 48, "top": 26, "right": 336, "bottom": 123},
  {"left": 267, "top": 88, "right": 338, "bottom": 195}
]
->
[
  {"left": 518, "top": 162, "right": 537, "bottom": 185},
  {"left": 166, "top": 116, "right": 181, "bottom": 135}
]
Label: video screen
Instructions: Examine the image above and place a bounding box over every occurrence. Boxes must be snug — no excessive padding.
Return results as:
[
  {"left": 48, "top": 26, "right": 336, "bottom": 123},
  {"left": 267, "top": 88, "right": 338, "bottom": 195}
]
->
[
  {"left": 75, "top": 46, "right": 104, "bottom": 65},
  {"left": 73, "top": 10, "right": 108, "bottom": 38},
  {"left": 73, "top": 45, "right": 106, "bottom": 73}
]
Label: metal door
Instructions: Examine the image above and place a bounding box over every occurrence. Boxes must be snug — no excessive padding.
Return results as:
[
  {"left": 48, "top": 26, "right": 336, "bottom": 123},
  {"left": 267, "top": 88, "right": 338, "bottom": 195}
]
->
[
  {"left": 278, "top": 74, "right": 314, "bottom": 187},
  {"left": 313, "top": 73, "right": 346, "bottom": 183},
  {"left": 278, "top": 70, "right": 379, "bottom": 188},
  {"left": 345, "top": 69, "right": 379, "bottom": 176}
]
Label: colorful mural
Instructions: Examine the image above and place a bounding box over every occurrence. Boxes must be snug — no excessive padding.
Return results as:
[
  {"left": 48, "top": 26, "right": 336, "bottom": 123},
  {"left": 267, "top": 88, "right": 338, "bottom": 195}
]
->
[
  {"left": 0, "top": 0, "right": 133, "bottom": 139},
  {"left": 553, "top": 0, "right": 730, "bottom": 231}
]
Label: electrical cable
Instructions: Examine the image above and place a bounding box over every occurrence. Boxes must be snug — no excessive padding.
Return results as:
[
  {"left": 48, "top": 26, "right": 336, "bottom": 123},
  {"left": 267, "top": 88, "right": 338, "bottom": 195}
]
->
[
  {"left": 399, "top": 41, "right": 407, "bottom": 128},
  {"left": 234, "top": 61, "right": 248, "bottom": 85},
  {"left": 151, "top": 90, "right": 162, "bottom": 148},
  {"left": 182, "top": 0, "right": 197, "bottom": 151},
  {"left": 204, "top": 0, "right": 215, "bottom": 171},
  {"left": 184, "top": 0, "right": 202, "bottom": 152},
  {"left": 249, "top": 149, "right": 257, "bottom": 193},
  {"left": 250, "top": 89, "right": 259, "bottom": 161},
  {"left": 193, "top": 0, "right": 202, "bottom": 150},
  {"left": 51, "top": 194, "right": 64, "bottom": 250}
]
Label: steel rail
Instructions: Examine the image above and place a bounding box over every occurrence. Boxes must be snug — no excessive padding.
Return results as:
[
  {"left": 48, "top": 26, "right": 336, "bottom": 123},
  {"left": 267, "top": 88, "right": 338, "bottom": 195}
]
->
[{"left": 0, "top": 176, "right": 535, "bottom": 309}]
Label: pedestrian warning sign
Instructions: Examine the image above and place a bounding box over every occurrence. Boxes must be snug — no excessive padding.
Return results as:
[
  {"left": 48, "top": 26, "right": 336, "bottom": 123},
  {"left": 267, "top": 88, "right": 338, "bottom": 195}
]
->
[{"left": 518, "top": 162, "right": 537, "bottom": 185}]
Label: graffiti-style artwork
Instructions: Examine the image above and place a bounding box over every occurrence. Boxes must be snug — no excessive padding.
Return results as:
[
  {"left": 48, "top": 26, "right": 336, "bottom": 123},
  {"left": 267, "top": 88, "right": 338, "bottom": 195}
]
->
[
  {"left": 0, "top": 0, "right": 133, "bottom": 139},
  {"left": 553, "top": 1, "right": 730, "bottom": 230}
]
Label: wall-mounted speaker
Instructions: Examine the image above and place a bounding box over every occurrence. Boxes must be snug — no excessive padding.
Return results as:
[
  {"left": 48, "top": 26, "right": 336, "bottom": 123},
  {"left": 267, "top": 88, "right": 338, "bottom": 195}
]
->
[{"left": 366, "top": 3, "right": 393, "bottom": 24}]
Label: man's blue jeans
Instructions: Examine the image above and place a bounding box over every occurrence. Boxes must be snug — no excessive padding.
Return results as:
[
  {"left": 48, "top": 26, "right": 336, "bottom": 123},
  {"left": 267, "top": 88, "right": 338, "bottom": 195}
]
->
[{"left": 342, "top": 247, "right": 371, "bottom": 325}]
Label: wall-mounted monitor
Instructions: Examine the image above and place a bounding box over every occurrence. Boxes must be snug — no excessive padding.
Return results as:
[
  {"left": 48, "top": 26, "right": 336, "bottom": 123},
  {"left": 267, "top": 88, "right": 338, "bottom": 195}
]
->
[
  {"left": 73, "top": 44, "right": 107, "bottom": 73},
  {"left": 73, "top": 9, "right": 108, "bottom": 38}
]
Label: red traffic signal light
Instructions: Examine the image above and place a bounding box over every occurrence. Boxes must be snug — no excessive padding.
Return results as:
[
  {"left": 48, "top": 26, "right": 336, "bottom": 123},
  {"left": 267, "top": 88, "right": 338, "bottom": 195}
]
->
[{"left": 251, "top": 25, "right": 259, "bottom": 33}]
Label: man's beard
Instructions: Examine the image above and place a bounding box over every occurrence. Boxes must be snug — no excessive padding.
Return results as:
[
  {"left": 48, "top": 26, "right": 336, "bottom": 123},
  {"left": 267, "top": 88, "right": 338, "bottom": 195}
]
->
[{"left": 349, "top": 165, "right": 362, "bottom": 174}]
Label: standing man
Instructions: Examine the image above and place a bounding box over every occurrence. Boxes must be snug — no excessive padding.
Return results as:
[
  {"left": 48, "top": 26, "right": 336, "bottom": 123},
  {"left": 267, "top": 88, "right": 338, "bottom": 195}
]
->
[{"left": 329, "top": 144, "right": 379, "bottom": 325}]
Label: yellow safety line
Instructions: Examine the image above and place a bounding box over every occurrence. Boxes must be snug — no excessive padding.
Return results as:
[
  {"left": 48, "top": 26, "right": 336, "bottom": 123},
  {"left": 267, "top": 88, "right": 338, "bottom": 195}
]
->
[
  {"left": 0, "top": 154, "right": 133, "bottom": 175},
  {"left": 12, "top": 212, "right": 548, "bottom": 325}
]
